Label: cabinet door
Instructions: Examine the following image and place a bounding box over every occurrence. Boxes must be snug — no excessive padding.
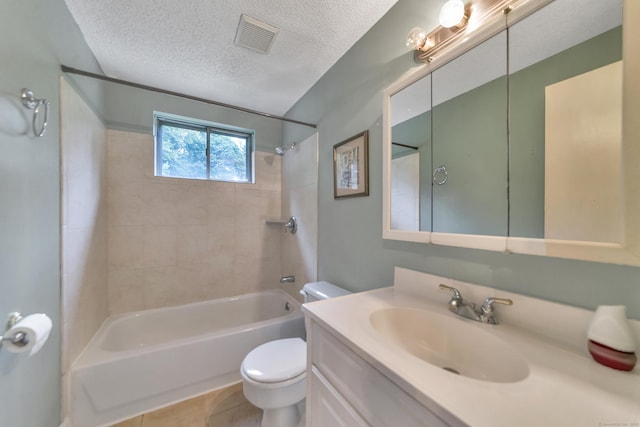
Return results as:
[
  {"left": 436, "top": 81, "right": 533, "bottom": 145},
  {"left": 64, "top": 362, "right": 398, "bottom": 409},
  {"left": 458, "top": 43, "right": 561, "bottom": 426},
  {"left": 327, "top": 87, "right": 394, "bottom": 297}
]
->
[
  {"left": 310, "top": 323, "right": 455, "bottom": 427},
  {"left": 309, "top": 367, "right": 370, "bottom": 427}
]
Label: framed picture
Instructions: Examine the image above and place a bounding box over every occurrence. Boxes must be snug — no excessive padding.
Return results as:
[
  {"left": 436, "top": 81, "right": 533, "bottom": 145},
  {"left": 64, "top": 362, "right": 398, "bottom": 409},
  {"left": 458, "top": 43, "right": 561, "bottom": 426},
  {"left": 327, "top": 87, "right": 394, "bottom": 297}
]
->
[{"left": 333, "top": 130, "right": 369, "bottom": 199}]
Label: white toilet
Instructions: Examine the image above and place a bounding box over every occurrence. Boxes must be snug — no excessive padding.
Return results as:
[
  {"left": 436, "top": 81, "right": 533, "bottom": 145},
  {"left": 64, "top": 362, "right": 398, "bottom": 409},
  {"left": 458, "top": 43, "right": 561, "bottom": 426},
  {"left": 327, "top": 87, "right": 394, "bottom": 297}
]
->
[{"left": 240, "top": 281, "right": 351, "bottom": 427}]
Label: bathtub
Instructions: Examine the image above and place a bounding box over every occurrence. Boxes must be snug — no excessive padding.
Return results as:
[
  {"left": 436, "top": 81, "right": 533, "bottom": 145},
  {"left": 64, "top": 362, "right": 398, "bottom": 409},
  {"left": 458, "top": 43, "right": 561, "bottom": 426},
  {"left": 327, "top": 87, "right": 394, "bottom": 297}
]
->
[{"left": 69, "top": 290, "right": 305, "bottom": 427}]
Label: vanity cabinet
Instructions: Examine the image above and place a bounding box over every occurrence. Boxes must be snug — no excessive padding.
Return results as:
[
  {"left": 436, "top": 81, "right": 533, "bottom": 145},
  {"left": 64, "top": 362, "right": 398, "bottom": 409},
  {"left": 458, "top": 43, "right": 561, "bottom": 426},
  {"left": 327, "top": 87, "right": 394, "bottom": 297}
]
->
[
  {"left": 306, "top": 320, "right": 453, "bottom": 427},
  {"left": 308, "top": 367, "right": 369, "bottom": 426}
]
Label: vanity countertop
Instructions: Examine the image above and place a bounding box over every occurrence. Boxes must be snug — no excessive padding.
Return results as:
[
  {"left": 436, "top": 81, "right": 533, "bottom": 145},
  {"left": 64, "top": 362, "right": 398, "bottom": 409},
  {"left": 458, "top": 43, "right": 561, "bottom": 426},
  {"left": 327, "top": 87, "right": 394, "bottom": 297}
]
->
[{"left": 303, "top": 268, "right": 640, "bottom": 427}]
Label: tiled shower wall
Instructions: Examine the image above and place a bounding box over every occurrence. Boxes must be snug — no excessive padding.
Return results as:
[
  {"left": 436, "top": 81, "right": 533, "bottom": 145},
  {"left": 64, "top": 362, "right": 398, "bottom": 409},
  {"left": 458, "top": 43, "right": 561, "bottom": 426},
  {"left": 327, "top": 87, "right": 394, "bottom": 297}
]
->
[
  {"left": 281, "top": 133, "right": 319, "bottom": 300},
  {"left": 107, "top": 129, "right": 282, "bottom": 314},
  {"left": 60, "top": 78, "right": 109, "bottom": 416}
]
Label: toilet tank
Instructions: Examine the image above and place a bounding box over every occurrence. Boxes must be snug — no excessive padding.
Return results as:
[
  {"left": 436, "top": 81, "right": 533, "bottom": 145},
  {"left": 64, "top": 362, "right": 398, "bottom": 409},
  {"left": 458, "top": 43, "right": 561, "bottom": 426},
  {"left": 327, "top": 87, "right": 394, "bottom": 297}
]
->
[{"left": 301, "top": 281, "right": 351, "bottom": 303}]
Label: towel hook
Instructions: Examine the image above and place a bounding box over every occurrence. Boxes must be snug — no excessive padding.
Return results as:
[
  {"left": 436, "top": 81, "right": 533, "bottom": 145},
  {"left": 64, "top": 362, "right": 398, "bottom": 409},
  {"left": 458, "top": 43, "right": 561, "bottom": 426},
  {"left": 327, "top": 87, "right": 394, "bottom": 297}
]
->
[{"left": 21, "top": 88, "right": 50, "bottom": 137}]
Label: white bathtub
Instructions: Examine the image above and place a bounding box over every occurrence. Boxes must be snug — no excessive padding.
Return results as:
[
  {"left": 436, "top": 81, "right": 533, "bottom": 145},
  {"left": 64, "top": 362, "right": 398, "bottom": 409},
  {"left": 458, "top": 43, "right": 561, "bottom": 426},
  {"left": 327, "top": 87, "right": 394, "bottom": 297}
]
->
[{"left": 69, "top": 290, "right": 305, "bottom": 427}]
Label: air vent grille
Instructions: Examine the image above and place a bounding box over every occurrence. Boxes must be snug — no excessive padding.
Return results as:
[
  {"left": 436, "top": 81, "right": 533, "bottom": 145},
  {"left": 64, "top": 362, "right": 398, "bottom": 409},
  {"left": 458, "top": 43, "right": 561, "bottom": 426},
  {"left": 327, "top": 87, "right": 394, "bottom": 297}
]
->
[{"left": 234, "top": 14, "right": 279, "bottom": 54}]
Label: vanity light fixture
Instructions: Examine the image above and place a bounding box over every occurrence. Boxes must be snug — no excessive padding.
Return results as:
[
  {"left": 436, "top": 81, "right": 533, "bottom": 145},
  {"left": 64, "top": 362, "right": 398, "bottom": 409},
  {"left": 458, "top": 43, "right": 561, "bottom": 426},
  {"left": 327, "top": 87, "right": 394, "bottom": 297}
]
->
[{"left": 408, "top": 0, "right": 510, "bottom": 63}]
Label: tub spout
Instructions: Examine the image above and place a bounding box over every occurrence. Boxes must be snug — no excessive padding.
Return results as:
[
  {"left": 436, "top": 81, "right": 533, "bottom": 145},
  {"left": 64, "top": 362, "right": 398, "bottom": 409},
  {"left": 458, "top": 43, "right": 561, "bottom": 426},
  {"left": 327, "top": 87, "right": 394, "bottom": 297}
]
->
[{"left": 280, "top": 275, "right": 295, "bottom": 284}]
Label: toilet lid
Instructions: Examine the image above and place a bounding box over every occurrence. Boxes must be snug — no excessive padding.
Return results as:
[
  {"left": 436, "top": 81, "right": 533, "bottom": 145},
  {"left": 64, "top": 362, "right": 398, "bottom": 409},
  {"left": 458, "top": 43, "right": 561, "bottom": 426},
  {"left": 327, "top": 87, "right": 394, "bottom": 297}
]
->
[{"left": 242, "top": 338, "right": 306, "bottom": 383}]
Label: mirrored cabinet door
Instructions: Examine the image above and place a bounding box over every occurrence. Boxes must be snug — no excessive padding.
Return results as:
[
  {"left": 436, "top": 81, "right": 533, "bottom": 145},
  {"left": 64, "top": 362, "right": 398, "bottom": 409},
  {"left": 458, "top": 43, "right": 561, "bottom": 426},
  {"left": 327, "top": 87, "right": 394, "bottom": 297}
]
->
[
  {"left": 508, "top": 0, "right": 623, "bottom": 241},
  {"left": 431, "top": 31, "right": 508, "bottom": 236},
  {"left": 390, "top": 74, "right": 432, "bottom": 232}
]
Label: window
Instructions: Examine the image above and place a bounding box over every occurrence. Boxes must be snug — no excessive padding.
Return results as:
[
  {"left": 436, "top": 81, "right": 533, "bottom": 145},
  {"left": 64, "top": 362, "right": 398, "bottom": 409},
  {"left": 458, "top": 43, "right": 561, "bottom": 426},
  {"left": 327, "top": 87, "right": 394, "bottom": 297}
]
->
[{"left": 154, "top": 113, "right": 254, "bottom": 183}]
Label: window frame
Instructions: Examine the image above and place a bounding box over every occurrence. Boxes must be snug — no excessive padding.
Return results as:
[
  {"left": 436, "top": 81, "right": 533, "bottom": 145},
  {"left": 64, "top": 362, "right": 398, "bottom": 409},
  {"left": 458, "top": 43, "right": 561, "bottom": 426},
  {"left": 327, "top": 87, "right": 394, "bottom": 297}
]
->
[{"left": 153, "top": 112, "right": 254, "bottom": 183}]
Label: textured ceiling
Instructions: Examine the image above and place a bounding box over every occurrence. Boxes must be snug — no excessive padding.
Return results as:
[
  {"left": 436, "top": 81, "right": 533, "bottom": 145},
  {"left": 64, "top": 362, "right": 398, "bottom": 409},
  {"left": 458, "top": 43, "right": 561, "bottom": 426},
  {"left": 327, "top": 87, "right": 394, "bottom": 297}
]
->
[{"left": 63, "top": 0, "right": 399, "bottom": 116}]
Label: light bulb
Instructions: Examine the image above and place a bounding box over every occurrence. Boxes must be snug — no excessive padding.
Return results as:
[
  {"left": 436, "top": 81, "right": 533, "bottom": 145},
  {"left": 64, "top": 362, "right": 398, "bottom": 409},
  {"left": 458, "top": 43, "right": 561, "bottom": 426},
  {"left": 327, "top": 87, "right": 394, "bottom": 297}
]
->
[
  {"left": 406, "top": 27, "right": 433, "bottom": 51},
  {"left": 439, "top": 0, "right": 466, "bottom": 28},
  {"left": 406, "top": 27, "right": 427, "bottom": 49}
]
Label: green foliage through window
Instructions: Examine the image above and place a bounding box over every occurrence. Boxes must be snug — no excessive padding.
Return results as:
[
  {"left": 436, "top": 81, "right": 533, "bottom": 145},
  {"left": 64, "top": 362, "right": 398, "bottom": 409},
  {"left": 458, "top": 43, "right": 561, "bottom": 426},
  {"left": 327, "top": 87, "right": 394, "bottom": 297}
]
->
[{"left": 155, "top": 115, "right": 253, "bottom": 182}]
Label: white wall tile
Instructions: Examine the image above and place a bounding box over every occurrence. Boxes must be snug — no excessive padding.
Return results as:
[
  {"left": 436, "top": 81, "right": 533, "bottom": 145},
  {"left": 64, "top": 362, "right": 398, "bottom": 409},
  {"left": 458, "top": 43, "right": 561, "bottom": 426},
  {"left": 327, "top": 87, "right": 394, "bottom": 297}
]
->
[
  {"left": 107, "top": 130, "right": 284, "bottom": 312},
  {"left": 60, "top": 78, "right": 109, "bottom": 418},
  {"left": 254, "top": 152, "right": 281, "bottom": 191},
  {"left": 281, "top": 133, "right": 319, "bottom": 301},
  {"left": 143, "top": 225, "right": 178, "bottom": 268},
  {"left": 108, "top": 267, "right": 146, "bottom": 314},
  {"left": 108, "top": 225, "right": 145, "bottom": 268},
  {"left": 177, "top": 183, "right": 209, "bottom": 225},
  {"left": 177, "top": 225, "right": 210, "bottom": 266}
]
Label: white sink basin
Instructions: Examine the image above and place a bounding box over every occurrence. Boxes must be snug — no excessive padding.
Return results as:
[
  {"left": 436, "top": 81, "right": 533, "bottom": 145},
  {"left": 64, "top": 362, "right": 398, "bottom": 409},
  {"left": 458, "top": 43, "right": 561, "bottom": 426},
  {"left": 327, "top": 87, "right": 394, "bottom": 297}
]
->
[{"left": 370, "top": 307, "right": 530, "bottom": 383}]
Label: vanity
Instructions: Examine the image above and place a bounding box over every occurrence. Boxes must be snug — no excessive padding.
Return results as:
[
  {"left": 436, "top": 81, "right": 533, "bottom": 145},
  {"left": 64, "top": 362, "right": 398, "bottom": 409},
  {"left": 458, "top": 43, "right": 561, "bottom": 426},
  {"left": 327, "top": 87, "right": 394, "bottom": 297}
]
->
[{"left": 303, "top": 267, "right": 640, "bottom": 426}]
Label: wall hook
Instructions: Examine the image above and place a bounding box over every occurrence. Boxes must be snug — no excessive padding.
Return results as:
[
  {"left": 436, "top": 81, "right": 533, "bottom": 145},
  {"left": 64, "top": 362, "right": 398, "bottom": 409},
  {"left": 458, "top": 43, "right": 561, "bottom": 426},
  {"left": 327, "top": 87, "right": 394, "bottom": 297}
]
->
[{"left": 21, "top": 88, "right": 50, "bottom": 137}]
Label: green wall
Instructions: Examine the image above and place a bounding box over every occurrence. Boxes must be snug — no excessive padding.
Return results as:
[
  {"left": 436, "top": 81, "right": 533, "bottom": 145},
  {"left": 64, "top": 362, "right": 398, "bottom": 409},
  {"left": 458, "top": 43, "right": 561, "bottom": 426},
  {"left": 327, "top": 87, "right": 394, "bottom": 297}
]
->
[
  {"left": 283, "top": 0, "right": 640, "bottom": 318},
  {"left": 0, "top": 1, "right": 104, "bottom": 426},
  {"left": 99, "top": 78, "right": 283, "bottom": 153}
]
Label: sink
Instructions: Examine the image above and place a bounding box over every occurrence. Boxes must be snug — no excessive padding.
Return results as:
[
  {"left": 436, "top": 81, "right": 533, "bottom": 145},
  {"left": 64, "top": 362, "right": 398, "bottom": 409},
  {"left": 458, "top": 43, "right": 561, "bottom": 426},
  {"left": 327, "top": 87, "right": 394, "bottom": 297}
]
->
[{"left": 370, "top": 307, "right": 530, "bottom": 383}]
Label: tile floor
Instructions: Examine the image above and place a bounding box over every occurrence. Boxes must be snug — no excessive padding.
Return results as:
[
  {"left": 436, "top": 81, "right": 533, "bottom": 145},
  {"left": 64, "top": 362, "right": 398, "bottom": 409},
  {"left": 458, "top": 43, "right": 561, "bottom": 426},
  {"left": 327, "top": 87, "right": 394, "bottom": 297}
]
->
[{"left": 110, "top": 382, "right": 262, "bottom": 427}]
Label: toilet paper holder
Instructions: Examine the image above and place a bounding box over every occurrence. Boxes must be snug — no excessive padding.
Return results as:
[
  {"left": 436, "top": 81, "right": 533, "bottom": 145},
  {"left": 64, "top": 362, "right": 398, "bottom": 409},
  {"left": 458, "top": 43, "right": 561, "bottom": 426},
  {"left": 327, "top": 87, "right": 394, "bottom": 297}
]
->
[{"left": 0, "top": 312, "right": 29, "bottom": 349}]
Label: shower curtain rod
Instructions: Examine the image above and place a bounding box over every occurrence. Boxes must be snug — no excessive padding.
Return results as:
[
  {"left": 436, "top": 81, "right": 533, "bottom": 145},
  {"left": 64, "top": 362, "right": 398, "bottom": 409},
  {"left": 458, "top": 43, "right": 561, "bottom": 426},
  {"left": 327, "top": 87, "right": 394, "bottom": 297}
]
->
[
  {"left": 60, "top": 65, "right": 317, "bottom": 129},
  {"left": 392, "top": 142, "right": 418, "bottom": 150}
]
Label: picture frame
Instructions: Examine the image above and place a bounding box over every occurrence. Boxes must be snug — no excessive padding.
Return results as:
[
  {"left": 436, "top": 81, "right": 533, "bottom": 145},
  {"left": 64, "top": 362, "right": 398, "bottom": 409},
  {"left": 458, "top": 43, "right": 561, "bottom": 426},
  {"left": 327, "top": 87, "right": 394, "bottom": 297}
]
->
[{"left": 333, "top": 130, "right": 369, "bottom": 199}]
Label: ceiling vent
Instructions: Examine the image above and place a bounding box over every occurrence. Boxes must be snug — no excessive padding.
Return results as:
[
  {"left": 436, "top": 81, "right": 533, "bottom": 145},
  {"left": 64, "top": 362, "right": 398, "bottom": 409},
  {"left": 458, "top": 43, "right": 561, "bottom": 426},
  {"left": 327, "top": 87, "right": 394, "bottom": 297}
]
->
[{"left": 234, "top": 14, "right": 279, "bottom": 54}]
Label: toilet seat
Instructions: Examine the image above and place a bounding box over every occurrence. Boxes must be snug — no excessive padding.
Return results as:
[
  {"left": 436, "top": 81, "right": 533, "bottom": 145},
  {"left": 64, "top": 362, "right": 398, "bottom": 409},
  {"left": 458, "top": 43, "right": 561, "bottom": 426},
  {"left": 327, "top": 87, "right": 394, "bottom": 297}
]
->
[{"left": 241, "top": 338, "right": 306, "bottom": 383}]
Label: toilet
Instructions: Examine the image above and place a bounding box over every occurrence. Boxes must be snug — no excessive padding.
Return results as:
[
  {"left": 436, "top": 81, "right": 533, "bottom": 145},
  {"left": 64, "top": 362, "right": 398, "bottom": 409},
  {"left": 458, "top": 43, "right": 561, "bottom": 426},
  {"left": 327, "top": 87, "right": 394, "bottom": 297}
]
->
[{"left": 240, "top": 281, "right": 351, "bottom": 427}]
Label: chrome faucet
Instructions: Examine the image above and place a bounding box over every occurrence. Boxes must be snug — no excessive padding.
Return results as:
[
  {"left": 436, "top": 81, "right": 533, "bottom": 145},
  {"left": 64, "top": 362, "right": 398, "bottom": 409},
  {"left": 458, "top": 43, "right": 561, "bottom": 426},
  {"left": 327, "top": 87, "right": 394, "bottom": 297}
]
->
[
  {"left": 438, "top": 284, "right": 512, "bottom": 325},
  {"left": 280, "top": 275, "right": 295, "bottom": 284}
]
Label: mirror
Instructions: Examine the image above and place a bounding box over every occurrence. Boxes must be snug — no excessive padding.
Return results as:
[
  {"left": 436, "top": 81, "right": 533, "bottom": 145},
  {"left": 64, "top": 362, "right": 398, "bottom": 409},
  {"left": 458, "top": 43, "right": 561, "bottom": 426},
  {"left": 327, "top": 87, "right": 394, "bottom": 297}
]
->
[
  {"left": 431, "top": 31, "right": 507, "bottom": 238},
  {"left": 506, "top": 0, "right": 633, "bottom": 263},
  {"left": 383, "top": 0, "right": 640, "bottom": 264},
  {"left": 390, "top": 74, "right": 431, "bottom": 232},
  {"left": 508, "top": 0, "right": 622, "bottom": 239}
]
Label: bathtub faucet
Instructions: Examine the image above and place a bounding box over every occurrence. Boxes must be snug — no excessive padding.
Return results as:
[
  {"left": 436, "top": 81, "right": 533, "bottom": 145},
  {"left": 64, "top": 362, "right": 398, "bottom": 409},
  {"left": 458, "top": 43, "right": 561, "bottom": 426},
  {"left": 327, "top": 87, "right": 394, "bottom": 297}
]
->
[{"left": 280, "top": 275, "right": 295, "bottom": 284}]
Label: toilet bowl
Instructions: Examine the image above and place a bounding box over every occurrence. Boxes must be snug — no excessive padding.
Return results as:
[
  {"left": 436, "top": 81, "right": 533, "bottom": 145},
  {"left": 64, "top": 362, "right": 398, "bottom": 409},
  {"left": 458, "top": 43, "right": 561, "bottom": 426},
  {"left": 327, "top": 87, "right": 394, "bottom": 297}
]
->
[
  {"left": 240, "top": 282, "right": 351, "bottom": 427},
  {"left": 241, "top": 338, "right": 306, "bottom": 427}
]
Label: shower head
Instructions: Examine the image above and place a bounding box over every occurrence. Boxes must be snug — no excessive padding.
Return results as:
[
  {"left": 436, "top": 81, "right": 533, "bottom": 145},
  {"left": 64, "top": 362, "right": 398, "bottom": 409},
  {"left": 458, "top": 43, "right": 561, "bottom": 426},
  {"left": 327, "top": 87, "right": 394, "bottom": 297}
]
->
[{"left": 275, "top": 142, "right": 296, "bottom": 156}]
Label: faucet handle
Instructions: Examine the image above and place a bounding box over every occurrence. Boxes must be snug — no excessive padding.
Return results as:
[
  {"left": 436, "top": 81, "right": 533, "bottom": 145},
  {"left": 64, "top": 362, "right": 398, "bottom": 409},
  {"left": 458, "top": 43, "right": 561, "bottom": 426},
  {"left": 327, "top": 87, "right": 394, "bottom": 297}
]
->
[
  {"left": 438, "top": 284, "right": 461, "bottom": 297},
  {"left": 480, "top": 297, "right": 513, "bottom": 324},
  {"left": 439, "top": 284, "right": 464, "bottom": 308},
  {"left": 482, "top": 297, "right": 513, "bottom": 308}
]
